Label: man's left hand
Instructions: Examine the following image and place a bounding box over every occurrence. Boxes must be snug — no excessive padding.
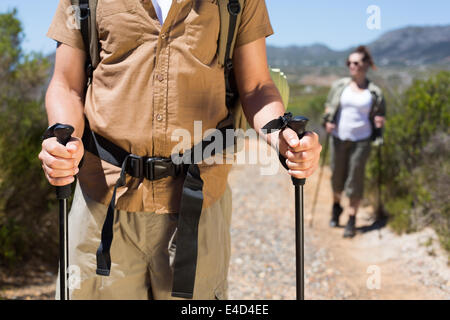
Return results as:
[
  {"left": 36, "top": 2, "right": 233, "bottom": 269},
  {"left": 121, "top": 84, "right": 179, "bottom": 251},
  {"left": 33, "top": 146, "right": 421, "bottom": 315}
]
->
[{"left": 278, "top": 128, "right": 322, "bottom": 179}]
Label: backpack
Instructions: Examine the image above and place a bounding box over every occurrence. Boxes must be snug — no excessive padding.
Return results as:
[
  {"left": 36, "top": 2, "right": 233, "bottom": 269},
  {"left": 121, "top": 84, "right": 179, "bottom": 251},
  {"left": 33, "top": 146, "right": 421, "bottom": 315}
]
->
[{"left": 70, "top": 0, "right": 289, "bottom": 131}]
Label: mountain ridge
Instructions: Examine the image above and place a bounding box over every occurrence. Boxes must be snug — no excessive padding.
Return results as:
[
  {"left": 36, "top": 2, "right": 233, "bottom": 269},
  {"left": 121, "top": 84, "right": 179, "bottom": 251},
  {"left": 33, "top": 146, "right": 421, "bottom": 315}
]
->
[{"left": 267, "top": 25, "right": 450, "bottom": 67}]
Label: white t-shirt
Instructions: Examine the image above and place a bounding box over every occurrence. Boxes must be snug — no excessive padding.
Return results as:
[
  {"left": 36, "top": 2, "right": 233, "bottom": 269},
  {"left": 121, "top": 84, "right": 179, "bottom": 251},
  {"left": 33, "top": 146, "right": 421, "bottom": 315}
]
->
[
  {"left": 333, "top": 85, "right": 373, "bottom": 141},
  {"left": 151, "top": 0, "right": 172, "bottom": 25}
]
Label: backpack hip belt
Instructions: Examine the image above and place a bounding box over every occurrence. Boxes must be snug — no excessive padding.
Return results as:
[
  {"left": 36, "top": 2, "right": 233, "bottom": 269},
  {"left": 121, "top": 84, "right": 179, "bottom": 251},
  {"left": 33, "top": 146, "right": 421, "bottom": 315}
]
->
[{"left": 81, "top": 115, "right": 234, "bottom": 299}]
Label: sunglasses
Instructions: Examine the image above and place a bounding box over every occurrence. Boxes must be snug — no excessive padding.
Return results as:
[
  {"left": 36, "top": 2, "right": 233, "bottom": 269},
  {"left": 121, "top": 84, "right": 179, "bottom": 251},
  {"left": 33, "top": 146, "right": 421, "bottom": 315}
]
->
[{"left": 347, "top": 60, "right": 363, "bottom": 67}]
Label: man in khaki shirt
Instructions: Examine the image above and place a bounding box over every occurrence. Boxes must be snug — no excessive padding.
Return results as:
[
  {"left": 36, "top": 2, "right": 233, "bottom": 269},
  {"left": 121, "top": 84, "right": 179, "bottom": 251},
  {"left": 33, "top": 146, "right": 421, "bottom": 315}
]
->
[{"left": 39, "top": 0, "right": 322, "bottom": 299}]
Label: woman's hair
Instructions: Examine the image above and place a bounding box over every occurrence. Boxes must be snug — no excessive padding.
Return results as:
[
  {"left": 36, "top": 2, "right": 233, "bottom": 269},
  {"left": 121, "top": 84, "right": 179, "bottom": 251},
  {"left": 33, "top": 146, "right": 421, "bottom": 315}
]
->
[{"left": 349, "top": 45, "right": 377, "bottom": 70}]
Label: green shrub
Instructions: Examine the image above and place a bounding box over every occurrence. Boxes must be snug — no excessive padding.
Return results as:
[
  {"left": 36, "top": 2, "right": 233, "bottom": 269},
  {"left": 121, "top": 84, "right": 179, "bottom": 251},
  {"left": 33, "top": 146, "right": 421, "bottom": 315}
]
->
[
  {"left": 366, "top": 71, "right": 450, "bottom": 251},
  {"left": 0, "top": 218, "right": 27, "bottom": 267},
  {"left": 287, "top": 84, "right": 328, "bottom": 144},
  {"left": 384, "top": 196, "right": 416, "bottom": 234}
]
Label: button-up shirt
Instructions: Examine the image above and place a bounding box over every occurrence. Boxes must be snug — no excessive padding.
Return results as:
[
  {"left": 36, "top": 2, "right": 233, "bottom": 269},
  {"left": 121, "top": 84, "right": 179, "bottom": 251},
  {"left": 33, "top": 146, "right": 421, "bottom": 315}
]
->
[{"left": 47, "top": 0, "right": 274, "bottom": 213}]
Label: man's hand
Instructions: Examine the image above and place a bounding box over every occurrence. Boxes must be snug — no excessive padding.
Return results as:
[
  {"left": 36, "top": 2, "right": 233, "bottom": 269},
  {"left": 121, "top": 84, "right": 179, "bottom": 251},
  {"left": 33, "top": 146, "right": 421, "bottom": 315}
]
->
[
  {"left": 40, "top": 42, "right": 87, "bottom": 186},
  {"left": 278, "top": 128, "right": 322, "bottom": 179},
  {"left": 232, "top": 37, "right": 322, "bottom": 179},
  {"left": 39, "top": 137, "right": 84, "bottom": 186}
]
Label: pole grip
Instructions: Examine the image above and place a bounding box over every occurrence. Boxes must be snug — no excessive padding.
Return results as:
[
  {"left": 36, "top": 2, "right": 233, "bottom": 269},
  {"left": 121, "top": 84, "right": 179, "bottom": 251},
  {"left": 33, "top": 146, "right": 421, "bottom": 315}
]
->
[
  {"left": 54, "top": 124, "right": 75, "bottom": 200},
  {"left": 288, "top": 116, "right": 309, "bottom": 186}
]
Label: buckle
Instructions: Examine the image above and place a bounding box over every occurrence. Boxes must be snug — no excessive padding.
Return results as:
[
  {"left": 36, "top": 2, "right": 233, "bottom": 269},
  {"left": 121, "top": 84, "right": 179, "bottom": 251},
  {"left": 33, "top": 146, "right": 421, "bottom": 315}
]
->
[
  {"left": 79, "top": 3, "right": 90, "bottom": 20},
  {"left": 227, "top": 1, "right": 241, "bottom": 16},
  {"left": 125, "top": 156, "right": 184, "bottom": 181},
  {"left": 145, "top": 158, "right": 173, "bottom": 181},
  {"left": 126, "top": 155, "right": 144, "bottom": 178}
]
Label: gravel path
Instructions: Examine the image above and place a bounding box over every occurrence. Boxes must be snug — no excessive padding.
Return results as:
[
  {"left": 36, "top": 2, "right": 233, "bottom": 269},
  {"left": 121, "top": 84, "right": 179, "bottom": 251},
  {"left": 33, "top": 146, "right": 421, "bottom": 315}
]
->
[
  {"left": 227, "top": 137, "right": 450, "bottom": 300},
  {"left": 227, "top": 146, "right": 351, "bottom": 300}
]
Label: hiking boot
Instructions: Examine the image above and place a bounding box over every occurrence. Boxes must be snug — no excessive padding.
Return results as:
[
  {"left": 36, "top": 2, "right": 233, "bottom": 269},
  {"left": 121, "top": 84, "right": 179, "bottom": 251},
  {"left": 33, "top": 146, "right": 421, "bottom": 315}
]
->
[
  {"left": 329, "top": 203, "right": 343, "bottom": 227},
  {"left": 343, "top": 216, "right": 356, "bottom": 238}
]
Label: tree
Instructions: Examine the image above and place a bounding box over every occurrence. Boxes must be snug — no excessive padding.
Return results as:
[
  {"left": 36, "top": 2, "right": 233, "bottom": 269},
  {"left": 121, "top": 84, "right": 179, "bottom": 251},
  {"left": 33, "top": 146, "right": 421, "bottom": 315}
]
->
[{"left": 0, "top": 9, "right": 55, "bottom": 267}]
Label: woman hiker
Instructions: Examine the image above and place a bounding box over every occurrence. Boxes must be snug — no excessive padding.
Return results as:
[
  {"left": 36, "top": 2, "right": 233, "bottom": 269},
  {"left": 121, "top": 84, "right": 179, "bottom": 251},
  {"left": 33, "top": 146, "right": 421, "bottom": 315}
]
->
[{"left": 323, "top": 46, "right": 386, "bottom": 238}]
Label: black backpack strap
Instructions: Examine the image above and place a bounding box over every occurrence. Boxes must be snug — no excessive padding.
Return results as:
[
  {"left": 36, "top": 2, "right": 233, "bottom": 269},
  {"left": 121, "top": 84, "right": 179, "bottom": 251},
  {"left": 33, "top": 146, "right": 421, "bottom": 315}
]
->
[
  {"left": 82, "top": 118, "right": 130, "bottom": 167},
  {"left": 170, "top": 163, "right": 204, "bottom": 298},
  {"left": 71, "top": 0, "right": 99, "bottom": 86},
  {"left": 78, "top": 1, "right": 89, "bottom": 52},
  {"left": 223, "top": 0, "right": 242, "bottom": 68},
  {"left": 222, "top": 0, "right": 243, "bottom": 115},
  {"left": 218, "top": 0, "right": 243, "bottom": 68},
  {"left": 78, "top": 0, "right": 93, "bottom": 82}
]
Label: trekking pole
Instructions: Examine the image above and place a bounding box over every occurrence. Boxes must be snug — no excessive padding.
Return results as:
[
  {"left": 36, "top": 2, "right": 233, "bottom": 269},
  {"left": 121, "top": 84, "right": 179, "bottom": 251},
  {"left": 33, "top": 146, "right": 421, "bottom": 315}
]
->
[
  {"left": 375, "top": 136, "right": 385, "bottom": 220},
  {"left": 53, "top": 124, "right": 75, "bottom": 300},
  {"left": 308, "top": 133, "right": 329, "bottom": 228},
  {"left": 263, "top": 113, "right": 309, "bottom": 300},
  {"left": 289, "top": 118, "right": 309, "bottom": 301}
]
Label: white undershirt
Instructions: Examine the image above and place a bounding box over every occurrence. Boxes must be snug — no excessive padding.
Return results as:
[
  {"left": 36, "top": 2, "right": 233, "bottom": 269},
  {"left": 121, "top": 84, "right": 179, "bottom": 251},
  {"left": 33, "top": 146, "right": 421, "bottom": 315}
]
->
[
  {"left": 151, "top": 0, "right": 173, "bottom": 25},
  {"left": 333, "top": 85, "right": 373, "bottom": 141}
]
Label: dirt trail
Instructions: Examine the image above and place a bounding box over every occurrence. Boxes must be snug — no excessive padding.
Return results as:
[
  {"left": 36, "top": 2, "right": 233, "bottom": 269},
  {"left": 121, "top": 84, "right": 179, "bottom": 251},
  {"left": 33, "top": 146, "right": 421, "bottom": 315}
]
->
[
  {"left": 301, "top": 167, "right": 449, "bottom": 300},
  {"left": 227, "top": 138, "right": 449, "bottom": 300},
  {"left": 1, "top": 138, "right": 449, "bottom": 300}
]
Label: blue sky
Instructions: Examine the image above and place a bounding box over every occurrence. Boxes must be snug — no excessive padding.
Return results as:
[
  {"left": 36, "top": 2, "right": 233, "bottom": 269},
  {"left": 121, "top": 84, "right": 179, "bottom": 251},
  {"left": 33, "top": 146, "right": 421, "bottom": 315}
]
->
[{"left": 1, "top": 0, "right": 449, "bottom": 55}]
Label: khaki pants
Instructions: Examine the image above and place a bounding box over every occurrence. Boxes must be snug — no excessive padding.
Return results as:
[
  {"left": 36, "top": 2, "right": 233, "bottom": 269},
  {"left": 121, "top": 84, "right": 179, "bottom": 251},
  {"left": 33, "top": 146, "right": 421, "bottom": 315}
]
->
[
  {"left": 330, "top": 135, "right": 372, "bottom": 200},
  {"left": 55, "top": 180, "right": 232, "bottom": 300}
]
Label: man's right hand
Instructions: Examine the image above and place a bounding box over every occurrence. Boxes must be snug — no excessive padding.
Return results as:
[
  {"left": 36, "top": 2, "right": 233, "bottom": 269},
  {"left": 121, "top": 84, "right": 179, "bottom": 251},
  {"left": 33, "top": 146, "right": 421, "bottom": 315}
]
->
[
  {"left": 39, "top": 137, "right": 84, "bottom": 186},
  {"left": 41, "top": 42, "right": 87, "bottom": 187},
  {"left": 325, "top": 122, "right": 336, "bottom": 134}
]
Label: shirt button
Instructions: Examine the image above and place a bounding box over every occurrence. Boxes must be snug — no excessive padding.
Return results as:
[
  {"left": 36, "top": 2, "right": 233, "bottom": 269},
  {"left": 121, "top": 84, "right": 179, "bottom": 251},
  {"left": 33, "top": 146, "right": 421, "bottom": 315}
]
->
[
  {"left": 156, "top": 74, "right": 164, "bottom": 82},
  {"left": 156, "top": 114, "right": 163, "bottom": 121},
  {"left": 161, "top": 32, "right": 168, "bottom": 40}
]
